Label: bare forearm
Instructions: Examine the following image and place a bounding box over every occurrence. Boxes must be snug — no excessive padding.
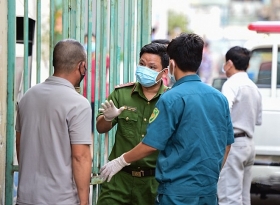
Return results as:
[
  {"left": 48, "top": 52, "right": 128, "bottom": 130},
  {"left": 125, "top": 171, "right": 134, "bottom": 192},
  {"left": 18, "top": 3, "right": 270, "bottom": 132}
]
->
[
  {"left": 123, "top": 142, "right": 157, "bottom": 163},
  {"left": 16, "top": 132, "right": 20, "bottom": 163},
  {"left": 222, "top": 145, "right": 231, "bottom": 168},
  {"left": 96, "top": 115, "right": 112, "bottom": 133},
  {"left": 72, "top": 146, "right": 92, "bottom": 205}
]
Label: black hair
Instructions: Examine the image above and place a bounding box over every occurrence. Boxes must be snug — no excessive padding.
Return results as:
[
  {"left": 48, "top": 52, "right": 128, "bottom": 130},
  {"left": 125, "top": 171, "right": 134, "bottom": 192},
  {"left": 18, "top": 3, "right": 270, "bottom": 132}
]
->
[
  {"left": 140, "top": 43, "right": 169, "bottom": 69},
  {"left": 225, "top": 46, "right": 251, "bottom": 71},
  {"left": 167, "top": 33, "right": 204, "bottom": 72},
  {"left": 53, "top": 39, "right": 86, "bottom": 73},
  {"left": 152, "top": 39, "right": 170, "bottom": 45}
]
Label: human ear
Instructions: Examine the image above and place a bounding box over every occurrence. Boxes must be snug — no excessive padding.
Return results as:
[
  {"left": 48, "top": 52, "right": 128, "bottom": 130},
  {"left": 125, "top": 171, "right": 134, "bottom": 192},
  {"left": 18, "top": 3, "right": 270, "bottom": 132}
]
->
[{"left": 228, "top": 60, "right": 234, "bottom": 67}]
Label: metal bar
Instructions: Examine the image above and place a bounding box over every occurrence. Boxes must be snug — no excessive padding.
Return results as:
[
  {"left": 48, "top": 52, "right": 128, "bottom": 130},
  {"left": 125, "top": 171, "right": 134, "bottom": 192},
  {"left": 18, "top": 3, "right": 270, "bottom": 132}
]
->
[
  {"left": 62, "top": 0, "right": 69, "bottom": 39},
  {"left": 87, "top": 0, "right": 93, "bottom": 104},
  {"left": 123, "top": 0, "right": 129, "bottom": 83},
  {"left": 76, "top": 0, "right": 81, "bottom": 41},
  {"left": 109, "top": 0, "right": 117, "bottom": 152},
  {"left": 116, "top": 0, "right": 122, "bottom": 85},
  {"left": 5, "top": 0, "right": 16, "bottom": 203},
  {"left": 23, "top": 0, "right": 29, "bottom": 92},
  {"left": 107, "top": 0, "right": 122, "bottom": 164},
  {"left": 69, "top": 0, "right": 77, "bottom": 39},
  {"left": 141, "top": 0, "right": 152, "bottom": 46},
  {"left": 99, "top": 0, "right": 107, "bottom": 105},
  {"left": 94, "top": 0, "right": 101, "bottom": 164},
  {"left": 49, "top": 0, "right": 55, "bottom": 76},
  {"left": 92, "top": 0, "right": 100, "bottom": 204},
  {"left": 129, "top": 0, "right": 136, "bottom": 81},
  {"left": 99, "top": 0, "right": 109, "bottom": 174},
  {"left": 136, "top": 0, "right": 142, "bottom": 65},
  {"left": 80, "top": 0, "right": 85, "bottom": 43},
  {"left": 36, "top": 0, "right": 41, "bottom": 84},
  {"left": 79, "top": 0, "right": 85, "bottom": 94}
]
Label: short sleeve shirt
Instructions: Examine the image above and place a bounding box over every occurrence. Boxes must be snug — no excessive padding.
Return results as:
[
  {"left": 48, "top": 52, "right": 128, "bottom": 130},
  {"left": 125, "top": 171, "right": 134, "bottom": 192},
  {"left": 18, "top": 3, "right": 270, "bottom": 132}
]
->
[
  {"left": 221, "top": 72, "right": 262, "bottom": 137},
  {"left": 97, "top": 82, "right": 168, "bottom": 168},
  {"left": 15, "top": 76, "right": 92, "bottom": 205},
  {"left": 142, "top": 75, "right": 234, "bottom": 196}
]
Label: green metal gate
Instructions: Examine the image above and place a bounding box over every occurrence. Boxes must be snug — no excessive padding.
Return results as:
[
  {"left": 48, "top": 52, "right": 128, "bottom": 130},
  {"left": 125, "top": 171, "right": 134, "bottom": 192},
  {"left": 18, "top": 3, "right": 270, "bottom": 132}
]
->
[{"left": 5, "top": 0, "right": 152, "bottom": 204}]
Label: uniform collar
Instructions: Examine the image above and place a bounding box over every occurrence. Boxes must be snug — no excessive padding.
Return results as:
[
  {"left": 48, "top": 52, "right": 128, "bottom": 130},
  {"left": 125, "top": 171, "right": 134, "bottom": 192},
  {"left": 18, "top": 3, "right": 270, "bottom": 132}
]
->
[
  {"left": 132, "top": 81, "right": 168, "bottom": 98},
  {"left": 45, "top": 76, "right": 75, "bottom": 90},
  {"left": 172, "top": 74, "right": 201, "bottom": 88}
]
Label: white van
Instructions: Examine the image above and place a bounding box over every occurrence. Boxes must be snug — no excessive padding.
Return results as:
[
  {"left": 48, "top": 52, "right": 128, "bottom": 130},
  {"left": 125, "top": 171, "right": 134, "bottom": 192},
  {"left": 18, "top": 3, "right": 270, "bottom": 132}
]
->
[{"left": 213, "top": 21, "right": 280, "bottom": 198}]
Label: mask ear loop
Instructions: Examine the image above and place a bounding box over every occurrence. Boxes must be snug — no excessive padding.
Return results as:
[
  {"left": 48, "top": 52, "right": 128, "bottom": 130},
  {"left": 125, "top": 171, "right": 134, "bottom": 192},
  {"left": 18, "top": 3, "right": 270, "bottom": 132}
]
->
[
  {"left": 155, "top": 68, "right": 168, "bottom": 84},
  {"left": 170, "top": 61, "right": 175, "bottom": 76}
]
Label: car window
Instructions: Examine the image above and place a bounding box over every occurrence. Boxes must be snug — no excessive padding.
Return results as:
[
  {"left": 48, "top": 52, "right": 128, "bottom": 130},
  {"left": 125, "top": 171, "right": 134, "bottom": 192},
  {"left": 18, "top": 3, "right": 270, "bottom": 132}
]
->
[{"left": 247, "top": 47, "right": 280, "bottom": 88}]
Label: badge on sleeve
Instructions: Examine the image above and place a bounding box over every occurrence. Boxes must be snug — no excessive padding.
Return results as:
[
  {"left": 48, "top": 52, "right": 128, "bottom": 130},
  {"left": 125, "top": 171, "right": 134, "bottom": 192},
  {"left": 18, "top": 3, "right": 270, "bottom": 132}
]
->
[{"left": 149, "top": 107, "right": 159, "bottom": 123}]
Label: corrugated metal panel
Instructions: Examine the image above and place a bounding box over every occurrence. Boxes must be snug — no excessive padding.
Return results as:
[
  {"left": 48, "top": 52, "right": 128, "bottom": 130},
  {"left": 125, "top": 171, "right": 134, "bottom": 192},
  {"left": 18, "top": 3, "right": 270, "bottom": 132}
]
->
[{"left": 5, "top": 0, "right": 152, "bottom": 204}]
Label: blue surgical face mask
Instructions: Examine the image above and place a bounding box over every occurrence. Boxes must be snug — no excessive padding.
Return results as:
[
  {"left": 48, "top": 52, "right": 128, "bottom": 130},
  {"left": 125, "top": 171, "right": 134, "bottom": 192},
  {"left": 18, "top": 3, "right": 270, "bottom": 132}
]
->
[
  {"left": 135, "top": 65, "right": 163, "bottom": 87},
  {"left": 84, "top": 42, "right": 96, "bottom": 53}
]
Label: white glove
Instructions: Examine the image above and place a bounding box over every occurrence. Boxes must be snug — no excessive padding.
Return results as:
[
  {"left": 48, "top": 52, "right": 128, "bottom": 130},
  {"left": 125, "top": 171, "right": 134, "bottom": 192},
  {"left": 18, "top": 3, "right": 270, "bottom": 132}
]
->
[
  {"left": 99, "top": 100, "right": 125, "bottom": 121},
  {"left": 99, "top": 154, "right": 131, "bottom": 182}
]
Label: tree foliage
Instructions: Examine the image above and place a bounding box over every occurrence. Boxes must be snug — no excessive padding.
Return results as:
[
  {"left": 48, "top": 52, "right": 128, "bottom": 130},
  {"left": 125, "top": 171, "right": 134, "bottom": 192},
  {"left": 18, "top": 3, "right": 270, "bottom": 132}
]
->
[{"left": 168, "top": 10, "right": 190, "bottom": 37}]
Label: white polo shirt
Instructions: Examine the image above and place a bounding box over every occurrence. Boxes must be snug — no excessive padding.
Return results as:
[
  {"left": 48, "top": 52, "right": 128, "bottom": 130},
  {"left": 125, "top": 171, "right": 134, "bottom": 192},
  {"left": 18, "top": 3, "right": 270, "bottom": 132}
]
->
[
  {"left": 221, "top": 72, "right": 262, "bottom": 138},
  {"left": 15, "top": 76, "right": 92, "bottom": 205}
]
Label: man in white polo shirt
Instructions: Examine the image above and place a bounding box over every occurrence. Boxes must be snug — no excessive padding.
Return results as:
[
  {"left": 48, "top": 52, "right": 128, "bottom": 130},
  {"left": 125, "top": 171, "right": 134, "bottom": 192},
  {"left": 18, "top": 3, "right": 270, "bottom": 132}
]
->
[
  {"left": 218, "top": 46, "right": 262, "bottom": 205},
  {"left": 15, "top": 39, "right": 92, "bottom": 205}
]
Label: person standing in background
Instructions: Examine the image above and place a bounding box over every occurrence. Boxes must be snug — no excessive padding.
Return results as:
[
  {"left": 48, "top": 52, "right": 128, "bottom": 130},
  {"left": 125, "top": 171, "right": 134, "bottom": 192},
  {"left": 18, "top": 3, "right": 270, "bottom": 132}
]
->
[
  {"left": 16, "top": 39, "right": 92, "bottom": 205},
  {"left": 96, "top": 42, "right": 169, "bottom": 205},
  {"left": 99, "top": 33, "right": 234, "bottom": 205},
  {"left": 218, "top": 46, "right": 262, "bottom": 205},
  {"left": 83, "top": 33, "right": 110, "bottom": 131},
  {"left": 198, "top": 41, "right": 212, "bottom": 84}
]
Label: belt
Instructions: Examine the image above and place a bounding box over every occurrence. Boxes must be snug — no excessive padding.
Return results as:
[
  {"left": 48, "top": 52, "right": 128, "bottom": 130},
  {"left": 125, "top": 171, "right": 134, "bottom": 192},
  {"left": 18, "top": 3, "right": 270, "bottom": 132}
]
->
[
  {"left": 121, "top": 167, "right": 155, "bottom": 177},
  {"left": 234, "top": 132, "right": 247, "bottom": 138}
]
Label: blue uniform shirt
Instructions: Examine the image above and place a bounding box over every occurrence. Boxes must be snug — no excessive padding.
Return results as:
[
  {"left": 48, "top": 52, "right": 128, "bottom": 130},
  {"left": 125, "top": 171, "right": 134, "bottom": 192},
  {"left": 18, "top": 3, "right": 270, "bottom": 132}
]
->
[{"left": 143, "top": 74, "right": 234, "bottom": 197}]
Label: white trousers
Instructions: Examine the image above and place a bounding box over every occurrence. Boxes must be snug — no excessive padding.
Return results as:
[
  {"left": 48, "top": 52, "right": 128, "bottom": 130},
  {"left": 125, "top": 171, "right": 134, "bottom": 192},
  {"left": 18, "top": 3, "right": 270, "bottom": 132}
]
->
[{"left": 218, "top": 137, "right": 255, "bottom": 205}]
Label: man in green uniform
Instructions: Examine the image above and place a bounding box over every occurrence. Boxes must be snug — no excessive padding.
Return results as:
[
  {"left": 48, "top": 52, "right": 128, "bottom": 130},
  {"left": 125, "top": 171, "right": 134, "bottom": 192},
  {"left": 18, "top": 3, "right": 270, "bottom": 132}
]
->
[{"left": 96, "top": 43, "right": 169, "bottom": 205}]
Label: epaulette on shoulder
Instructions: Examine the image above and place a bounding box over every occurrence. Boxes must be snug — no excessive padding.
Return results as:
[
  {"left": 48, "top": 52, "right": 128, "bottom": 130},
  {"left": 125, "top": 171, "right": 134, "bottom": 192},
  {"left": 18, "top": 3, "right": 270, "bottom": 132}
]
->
[{"left": 115, "top": 82, "right": 135, "bottom": 89}]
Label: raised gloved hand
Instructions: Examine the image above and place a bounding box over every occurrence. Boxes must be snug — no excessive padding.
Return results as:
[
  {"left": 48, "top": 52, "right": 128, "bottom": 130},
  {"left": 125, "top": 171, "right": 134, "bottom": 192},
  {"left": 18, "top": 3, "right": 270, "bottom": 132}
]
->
[
  {"left": 99, "top": 100, "right": 125, "bottom": 121},
  {"left": 99, "top": 154, "right": 131, "bottom": 182}
]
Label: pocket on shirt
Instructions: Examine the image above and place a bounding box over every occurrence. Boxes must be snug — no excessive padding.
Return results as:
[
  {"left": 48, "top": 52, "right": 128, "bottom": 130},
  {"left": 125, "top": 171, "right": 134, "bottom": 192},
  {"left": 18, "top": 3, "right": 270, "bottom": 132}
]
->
[{"left": 118, "top": 111, "right": 138, "bottom": 138}]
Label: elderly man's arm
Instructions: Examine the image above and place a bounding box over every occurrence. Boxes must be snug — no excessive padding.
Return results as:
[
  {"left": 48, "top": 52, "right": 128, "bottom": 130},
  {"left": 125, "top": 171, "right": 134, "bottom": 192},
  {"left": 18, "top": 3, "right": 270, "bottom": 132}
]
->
[
  {"left": 72, "top": 144, "right": 92, "bottom": 205},
  {"left": 16, "top": 131, "right": 21, "bottom": 163}
]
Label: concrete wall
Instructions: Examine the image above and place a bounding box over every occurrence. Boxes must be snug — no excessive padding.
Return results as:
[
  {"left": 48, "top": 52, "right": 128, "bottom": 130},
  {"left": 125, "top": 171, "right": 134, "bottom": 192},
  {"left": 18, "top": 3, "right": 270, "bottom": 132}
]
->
[{"left": 0, "top": 0, "right": 7, "bottom": 204}]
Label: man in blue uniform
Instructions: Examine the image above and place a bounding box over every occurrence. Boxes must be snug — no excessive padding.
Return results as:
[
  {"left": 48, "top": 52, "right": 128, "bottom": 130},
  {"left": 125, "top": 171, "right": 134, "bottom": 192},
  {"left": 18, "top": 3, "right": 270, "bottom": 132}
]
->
[{"left": 99, "top": 33, "right": 234, "bottom": 205}]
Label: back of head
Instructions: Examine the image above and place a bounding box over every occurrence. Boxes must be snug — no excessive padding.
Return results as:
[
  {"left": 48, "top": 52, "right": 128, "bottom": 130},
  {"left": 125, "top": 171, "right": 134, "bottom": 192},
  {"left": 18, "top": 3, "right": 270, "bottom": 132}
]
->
[
  {"left": 53, "top": 39, "right": 86, "bottom": 74},
  {"left": 140, "top": 43, "right": 169, "bottom": 69},
  {"left": 226, "top": 46, "right": 251, "bottom": 71},
  {"left": 167, "top": 33, "right": 204, "bottom": 72},
  {"left": 152, "top": 39, "right": 170, "bottom": 45}
]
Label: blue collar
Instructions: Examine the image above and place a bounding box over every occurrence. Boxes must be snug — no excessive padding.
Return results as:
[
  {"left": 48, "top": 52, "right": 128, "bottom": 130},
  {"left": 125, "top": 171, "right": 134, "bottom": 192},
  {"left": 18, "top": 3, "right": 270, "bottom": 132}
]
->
[{"left": 172, "top": 74, "right": 201, "bottom": 88}]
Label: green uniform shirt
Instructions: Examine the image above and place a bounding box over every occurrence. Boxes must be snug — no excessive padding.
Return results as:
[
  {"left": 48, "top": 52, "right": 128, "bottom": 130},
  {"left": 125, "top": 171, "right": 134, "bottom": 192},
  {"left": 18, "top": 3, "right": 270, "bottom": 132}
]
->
[{"left": 98, "top": 82, "right": 168, "bottom": 169}]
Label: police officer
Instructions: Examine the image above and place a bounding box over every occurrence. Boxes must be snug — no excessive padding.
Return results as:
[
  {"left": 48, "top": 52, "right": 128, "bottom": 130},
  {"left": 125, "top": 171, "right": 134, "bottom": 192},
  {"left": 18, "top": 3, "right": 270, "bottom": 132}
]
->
[{"left": 96, "top": 43, "right": 169, "bottom": 205}]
